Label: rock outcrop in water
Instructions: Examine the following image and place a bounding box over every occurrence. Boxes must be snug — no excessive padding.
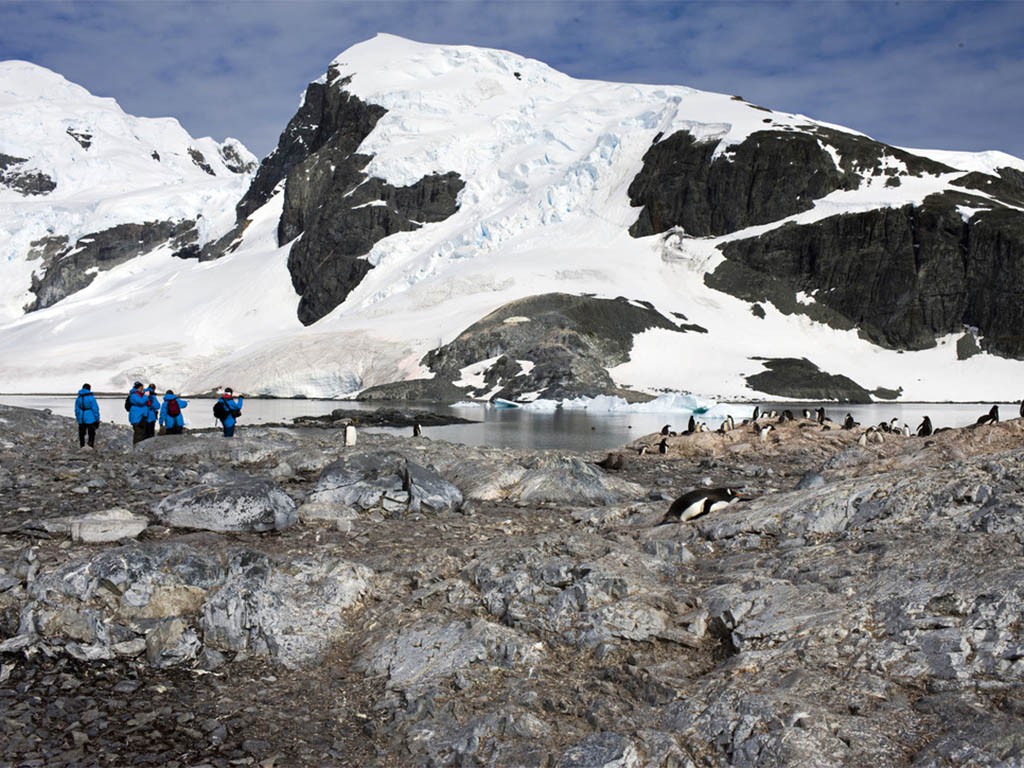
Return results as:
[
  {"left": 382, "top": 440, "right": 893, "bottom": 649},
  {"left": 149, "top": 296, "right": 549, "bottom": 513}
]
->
[{"left": 2, "top": 402, "right": 1024, "bottom": 765}]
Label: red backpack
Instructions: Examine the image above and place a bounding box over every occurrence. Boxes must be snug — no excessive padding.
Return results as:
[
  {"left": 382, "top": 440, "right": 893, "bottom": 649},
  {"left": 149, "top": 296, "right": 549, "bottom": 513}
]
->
[{"left": 166, "top": 398, "right": 181, "bottom": 417}]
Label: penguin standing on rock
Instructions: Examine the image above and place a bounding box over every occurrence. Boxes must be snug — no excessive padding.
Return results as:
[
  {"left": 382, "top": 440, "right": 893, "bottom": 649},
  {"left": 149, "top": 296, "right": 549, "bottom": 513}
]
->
[
  {"left": 976, "top": 405, "right": 999, "bottom": 425},
  {"left": 684, "top": 415, "right": 697, "bottom": 435},
  {"left": 658, "top": 438, "right": 668, "bottom": 455},
  {"left": 660, "top": 424, "right": 673, "bottom": 436},
  {"left": 917, "top": 416, "right": 933, "bottom": 437},
  {"left": 842, "top": 413, "right": 857, "bottom": 430},
  {"left": 659, "top": 488, "right": 745, "bottom": 524},
  {"left": 413, "top": 422, "right": 422, "bottom": 437},
  {"left": 1019, "top": 400, "right": 1024, "bottom": 419},
  {"left": 757, "top": 424, "right": 775, "bottom": 443}
]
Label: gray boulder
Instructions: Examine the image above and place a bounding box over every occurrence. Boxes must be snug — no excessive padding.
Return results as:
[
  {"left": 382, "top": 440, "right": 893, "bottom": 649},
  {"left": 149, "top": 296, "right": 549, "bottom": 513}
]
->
[
  {"left": 307, "top": 451, "right": 462, "bottom": 516},
  {"left": 153, "top": 478, "right": 297, "bottom": 532},
  {"left": 202, "top": 550, "right": 373, "bottom": 668}
]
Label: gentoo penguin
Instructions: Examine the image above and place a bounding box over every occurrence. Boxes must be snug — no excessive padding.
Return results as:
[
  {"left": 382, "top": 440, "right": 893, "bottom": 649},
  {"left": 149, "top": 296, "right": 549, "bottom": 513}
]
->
[
  {"left": 858, "top": 429, "right": 870, "bottom": 447},
  {"left": 752, "top": 406, "right": 760, "bottom": 421},
  {"left": 802, "top": 409, "right": 812, "bottom": 420},
  {"left": 758, "top": 424, "right": 775, "bottom": 443},
  {"left": 596, "top": 452, "right": 627, "bottom": 471},
  {"left": 660, "top": 424, "right": 672, "bottom": 436},
  {"left": 778, "top": 409, "right": 794, "bottom": 424},
  {"left": 976, "top": 405, "right": 999, "bottom": 425},
  {"left": 413, "top": 422, "right": 422, "bottom": 437},
  {"left": 684, "top": 415, "right": 697, "bottom": 435},
  {"left": 1020, "top": 400, "right": 1024, "bottom": 419},
  {"left": 659, "top": 487, "right": 745, "bottom": 524},
  {"left": 637, "top": 445, "right": 649, "bottom": 456},
  {"left": 658, "top": 438, "right": 668, "bottom": 455},
  {"left": 842, "top": 413, "right": 856, "bottom": 430},
  {"left": 917, "top": 416, "right": 933, "bottom": 437},
  {"left": 816, "top": 407, "right": 827, "bottom": 425}
]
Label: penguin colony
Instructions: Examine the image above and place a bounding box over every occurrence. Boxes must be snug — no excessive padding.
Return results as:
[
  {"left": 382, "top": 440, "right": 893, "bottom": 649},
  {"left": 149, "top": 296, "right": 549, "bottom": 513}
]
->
[{"left": 610, "top": 401, "right": 1018, "bottom": 526}]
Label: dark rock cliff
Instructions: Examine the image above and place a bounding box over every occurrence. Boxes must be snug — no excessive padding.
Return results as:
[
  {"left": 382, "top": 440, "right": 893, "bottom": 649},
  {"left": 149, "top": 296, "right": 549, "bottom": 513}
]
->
[
  {"left": 708, "top": 191, "right": 1024, "bottom": 357},
  {"left": 25, "top": 220, "right": 197, "bottom": 312},
  {"left": 229, "top": 70, "right": 465, "bottom": 325},
  {"left": 629, "top": 125, "right": 1024, "bottom": 360},
  {"left": 627, "top": 127, "right": 951, "bottom": 239},
  {"left": 360, "top": 293, "right": 702, "bottom": 402},
  {"left": 0, "top": 153, "right": 56, "bottom": 196}
]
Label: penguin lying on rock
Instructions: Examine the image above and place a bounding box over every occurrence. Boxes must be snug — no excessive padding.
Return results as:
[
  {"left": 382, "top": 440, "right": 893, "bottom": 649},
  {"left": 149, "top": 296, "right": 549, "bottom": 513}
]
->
[{"left": 658, "top": 487, "right": 746, "bottom": 524}]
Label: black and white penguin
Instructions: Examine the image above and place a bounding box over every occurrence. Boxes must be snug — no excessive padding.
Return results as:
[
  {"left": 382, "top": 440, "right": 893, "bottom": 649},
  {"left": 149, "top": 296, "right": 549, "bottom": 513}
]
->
[
  {"left": 802, "top": 409, "right": 812, "bottom": 420},
  {"left": 752, "top": 406, "right": 760, "bottom": 421},
  {"left": 660, "top": 424, "right": 672, "bottom": 436},
  {"left": 413, "top": 422, "right": 422, "bottom": 437},
  {"left": 758, "top": 424, "right": 775, "bottom": 443},
  {"left": 684, "top": 415, "right": 696, "bottom": 435},
  {"left": 659, "top": 487, "right": 745, "bottom": 524},
  {"left": 596, "top": 452, "right": 627, "bottom": 471},
  {"left": 842, "top": 413, "right": 857, "bottom": 430},
  {"left": 637, "top": 445, "right": 649, "bottom": 456},
  {"left": 976, "top": 405, "right": 999, "bottom": 425},
  {"left": 658, "top": 438, "right": 668, "bottom": 455},
  {"left": 1020, "top": 400, "right": 1024, "bottom": 419},
  {"left": 816, "top": 407, "right": 827, "bottom": 425},
  {"left": 917, "top": 416, "right": 933, "bottom": 437},
  {"left": 778, "top": 409, "right": 794, "bottom": 424}
]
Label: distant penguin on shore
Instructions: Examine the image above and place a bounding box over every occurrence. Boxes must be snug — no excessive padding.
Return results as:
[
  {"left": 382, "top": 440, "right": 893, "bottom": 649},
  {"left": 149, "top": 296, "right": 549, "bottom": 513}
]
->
[
  {"left": 1020, "top": 400, "right": 1024, "bottom": 419},
  {"left": 752, "top": 406, "right": 760, "bottom": 421},
  {"left": 778, "top": 409, "right": 794, "bottom": 424},
  {"left": 842, "top": 413, "right": 857, "bottom": 430},
  {"left": 917, "top": 416, "right": 933, "bottom": 437},
  {"left": 816, "top": 407, "right": 827, "bottom": 425},
  {"left": 658, "top": 438, "right": 668, "bottom": 455},
  {"left": 802, "top": 409, "right": 812, "bottom": 420},
  {"left": 660, "top": 424, "right": 672, "bottom": 436},
  {"left": 413, "top": 422, "right": 422, "bottom": 437},
  {"left": 758, "top": 424, "right": 775, "bottom": 443},
  {"left": 637, "top": 445, "right": 649, "bottom": 456},
  {"left": 684, "top": 415, "right": 696, "bottom": 435},
  {"left": 976, "top": 405, "right": 999, "bottom": 425},
  {"left": 659, "top": 488, "right": 745, "bottom": 524}
]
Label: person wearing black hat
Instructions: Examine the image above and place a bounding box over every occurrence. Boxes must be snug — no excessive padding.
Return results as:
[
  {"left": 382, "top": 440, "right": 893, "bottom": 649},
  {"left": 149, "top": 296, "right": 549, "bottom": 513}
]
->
[
  {"left": 143, "top": 383, "right": 161, "bottom": 439},
  {"left": 74, "top": 383, "right": 100, "bottom": 448}
]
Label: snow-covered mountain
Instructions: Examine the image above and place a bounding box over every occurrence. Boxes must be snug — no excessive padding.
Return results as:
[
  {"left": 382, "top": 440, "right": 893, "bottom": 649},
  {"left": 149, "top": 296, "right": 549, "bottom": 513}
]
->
[{"left": 1, "top": 35, "right": 1023, "bottom": 402}]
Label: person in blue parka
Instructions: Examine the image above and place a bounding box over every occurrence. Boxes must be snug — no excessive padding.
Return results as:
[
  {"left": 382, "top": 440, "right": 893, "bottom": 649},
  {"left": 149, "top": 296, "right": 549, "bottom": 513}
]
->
[
  {"left": 143, "top": 383, "right": 161, "bottom": 440},
  {"left": 216, "top": 387, "right": 244, "bottom": 437},
  {"left": 128, "top": 381, "right": 155, "bottom": 445},
  {"left": 74, "top": 383, "right": 100, "bottom": 448},
  {"left": 160, "top": 390, "right": 189, "bottom": 435}
]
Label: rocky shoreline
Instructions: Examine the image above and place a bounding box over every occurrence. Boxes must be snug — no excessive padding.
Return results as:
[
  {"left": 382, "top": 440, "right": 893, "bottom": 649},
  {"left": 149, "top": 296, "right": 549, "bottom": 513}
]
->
[{"left": 2, "top": 403, "right": 1023, "bottom": 766}]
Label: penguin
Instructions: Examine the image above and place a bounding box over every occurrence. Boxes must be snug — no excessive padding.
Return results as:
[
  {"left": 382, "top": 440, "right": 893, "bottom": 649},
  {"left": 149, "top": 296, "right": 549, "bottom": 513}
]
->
[
  {"left": 684, "top": 415, "right": 696, "bottom": 435},
  {"left": 767, "top": 410, "right": 779, "bottom": 420},
  {"left": 758, "top": 424, "right": 775, "bottom": 443},
  {"left": 637, "top": 445, "right": 649, "bottom": 456},
  {"left": 916, "top": 416, "right": 933, "bottom": 437},
  {"left": 658, "top": 438, "right": 668, "bottom": 455},
  {"left": 660, "top": 424, "right": 672, "bottom": 436},
  {"left": 659, "top": 487, "right": 745, "bottom": 524},
  {"left": 778, "top": 409, "right": 794, "bottom": 424},
  {"left": 842, "top": 413, "right": 857, "bottom": 430},
  {"left": 976, "top": 405, "right": 999, "bottom": 425},
  {"left": 857, "top": 430, "right": 869, "bottom": 447},
  {"left": 802, "top": 409, "right": 812, "bottom": 420},
  {"left": 752, "top": 406, "right": 760, "bottom": 421},
  {"left": 596, "top": 452, "right": 627, "bottom": 471},
  {"left": 1020, "top": 400, "right": 1024, "bottom": 419},
  {"left": 412, "top": 422, "right": 422, "bottom": 437},
  {"left": 816, "top": 407, "right": 827, "bottom": 425},
  {"left": 901, "top": 423, "right": 911, "bottom": 437}
]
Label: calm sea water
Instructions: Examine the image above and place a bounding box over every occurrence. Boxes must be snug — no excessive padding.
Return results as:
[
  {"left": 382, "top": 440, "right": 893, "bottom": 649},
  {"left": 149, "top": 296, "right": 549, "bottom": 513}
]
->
[{"left": 1, "top": 395, "right": 1017, "bottom": 452}]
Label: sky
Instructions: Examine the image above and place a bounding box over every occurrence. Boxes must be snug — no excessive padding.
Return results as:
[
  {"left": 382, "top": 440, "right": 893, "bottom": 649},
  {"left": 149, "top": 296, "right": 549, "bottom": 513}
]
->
[{"left": 1, "top": 0, "right": 1022, "bottom": 161}]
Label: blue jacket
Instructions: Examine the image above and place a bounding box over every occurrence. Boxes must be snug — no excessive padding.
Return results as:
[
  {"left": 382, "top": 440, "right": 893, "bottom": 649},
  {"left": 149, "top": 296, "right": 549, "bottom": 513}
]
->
[
  {"left": 144, "top": 390, "right": 161, "bottom": 423},
  {"left": 219, "top": 395, "right": 243, "bottom": 428},
  {"left": 160, "top": 394, "right": 188, "bottom": 429},
  {"left": 128, "top": 389, "right": 154, "bottom": 425},
  {"left": 74, "top": 389, "right": 100, "bottom": 425}
]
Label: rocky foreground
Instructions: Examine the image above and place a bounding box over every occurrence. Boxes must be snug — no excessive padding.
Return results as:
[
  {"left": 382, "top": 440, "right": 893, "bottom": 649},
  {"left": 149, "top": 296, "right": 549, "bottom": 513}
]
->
[{"left": 1, "top": 404, "right": 1024, "bottom": 767}]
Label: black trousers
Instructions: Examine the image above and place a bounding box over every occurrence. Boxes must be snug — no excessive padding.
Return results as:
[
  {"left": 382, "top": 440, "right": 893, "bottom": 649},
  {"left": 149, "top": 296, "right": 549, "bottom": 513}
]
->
[
  {"left": 78, "top": 423, "right": 97, "bottom": 447},
  {"left": 144, "top": 420, "right": 156, "bottom": 439}
]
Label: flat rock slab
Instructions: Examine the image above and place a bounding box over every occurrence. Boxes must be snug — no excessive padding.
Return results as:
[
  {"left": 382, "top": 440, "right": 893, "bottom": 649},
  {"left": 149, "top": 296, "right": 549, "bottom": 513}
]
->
[
  {"left": 153, "top": 478, "right": 297, "bottom": 532},
  {"left": 308, "top": 451, "right": 463, "bottom": 515}
]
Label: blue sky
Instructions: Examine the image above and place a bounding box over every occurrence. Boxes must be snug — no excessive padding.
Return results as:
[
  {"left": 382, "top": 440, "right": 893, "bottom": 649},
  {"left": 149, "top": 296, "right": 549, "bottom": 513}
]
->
[{"left": 2, "top": 0, "right": 1022, "bottom": 160}]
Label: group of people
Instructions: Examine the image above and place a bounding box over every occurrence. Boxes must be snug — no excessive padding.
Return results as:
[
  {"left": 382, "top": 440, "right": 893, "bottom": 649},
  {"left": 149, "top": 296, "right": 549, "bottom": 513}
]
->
[{"left": 73, "top": 382, "right": 244, "bottom": 447}]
